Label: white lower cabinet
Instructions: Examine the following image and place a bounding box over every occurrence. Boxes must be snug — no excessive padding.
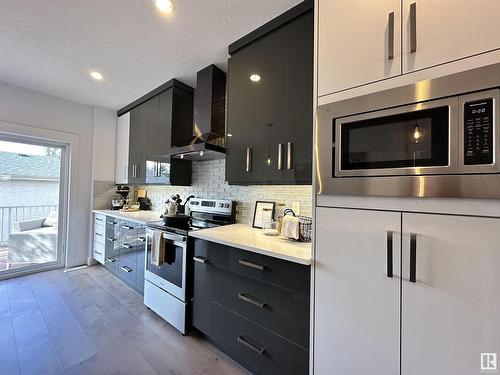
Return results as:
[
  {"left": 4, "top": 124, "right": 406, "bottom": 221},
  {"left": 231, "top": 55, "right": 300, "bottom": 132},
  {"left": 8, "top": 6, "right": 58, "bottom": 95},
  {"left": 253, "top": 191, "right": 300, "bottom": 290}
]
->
[
  {"left": 401, "top": 213, "right": 500, "bottom": 375},
  {"left": 315, "top": 207, "right": 500, "bottom": 375},
  {"left": 315, "top": 207, "right": 401, "bottom": 375}
]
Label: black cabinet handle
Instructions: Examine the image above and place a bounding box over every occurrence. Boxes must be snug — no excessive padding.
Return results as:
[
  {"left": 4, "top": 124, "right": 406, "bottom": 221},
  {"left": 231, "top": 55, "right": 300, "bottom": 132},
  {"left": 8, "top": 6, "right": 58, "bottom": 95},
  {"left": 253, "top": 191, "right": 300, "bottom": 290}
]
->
[
  {"left": 237, "top": 335, "right": 266, "bottom": 355},
  {"left": 94, "top": 250, "right": 102, "bottom": 256},
  {"left": 387, "top": 231, "right": 393, "bottom": 278},
  {"left": 238, "top": 259, "right": 265, "bottom": 271},
  {"left": 122, "top": 243, "right": 133, "bottom": 249},
  {"left": 95, "top": 217, "right": 103, "bottom": 222},
  {"left": 138, "top": 236, "right": 146, "bottom": 242},
  {"left": 105, "top": 257, "right": 117, "bottom": 263},
  {"left": 410, "top": 2, "right": 417, "bottom": 53},
  {"left": 238, "top": 293, "right": 267, "bottom": 309},
  {"left": 409, "top": 233, "right": 417, "bottom": 283},
  {"left": 121, "top": 266, "right": 133, "bottom": 273},
  {"left": 388, "top": 11, "right": 394, "bottom": 60},
  {"left": 122, "top": 225, "right": 134, "bottom": 230},
  {"left": 95, "top": 232, "right": 103, "bottom": 237},
  {"left": 108, "top": 221, "right": 118, "bottom": 225},
  {"left": 107, "top": 237, "right": 116, "bottom": 242},
  {"left": 193, "top": 256, "right": 208, "bottom": 264}
]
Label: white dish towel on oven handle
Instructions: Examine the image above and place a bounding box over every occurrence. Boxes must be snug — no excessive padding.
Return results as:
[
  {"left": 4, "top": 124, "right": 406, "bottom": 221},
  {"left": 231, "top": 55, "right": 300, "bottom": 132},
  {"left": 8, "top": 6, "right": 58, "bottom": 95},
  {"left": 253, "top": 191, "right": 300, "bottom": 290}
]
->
[{"left": 151, "top": 230, "right": 165, "bottom": 267}]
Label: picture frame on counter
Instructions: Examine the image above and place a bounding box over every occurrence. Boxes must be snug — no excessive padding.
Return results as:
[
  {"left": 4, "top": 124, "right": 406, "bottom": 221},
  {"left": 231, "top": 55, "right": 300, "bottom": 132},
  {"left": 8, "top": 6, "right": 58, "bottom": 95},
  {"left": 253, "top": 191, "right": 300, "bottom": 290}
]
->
[{"left": 252, "top": 201, "right": 275, "bottom": 229}]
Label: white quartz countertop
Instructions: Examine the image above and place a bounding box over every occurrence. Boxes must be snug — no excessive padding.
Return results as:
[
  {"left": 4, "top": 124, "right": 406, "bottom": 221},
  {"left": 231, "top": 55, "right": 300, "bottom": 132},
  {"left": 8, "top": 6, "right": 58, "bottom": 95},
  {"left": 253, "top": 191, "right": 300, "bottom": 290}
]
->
[
  {"left": 93, "top": 210, "right": 162, "bottom": 225},
  {"left": 190, "top": 223, "right": 312, "bottom": 265}
]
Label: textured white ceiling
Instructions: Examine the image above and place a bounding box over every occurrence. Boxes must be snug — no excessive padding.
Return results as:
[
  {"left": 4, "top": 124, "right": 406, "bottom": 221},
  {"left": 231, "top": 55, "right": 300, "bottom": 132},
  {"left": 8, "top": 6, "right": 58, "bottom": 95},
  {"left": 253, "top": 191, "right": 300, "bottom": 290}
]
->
[{"left": 0, "top": 0, "right": 302, "bottom": 110}]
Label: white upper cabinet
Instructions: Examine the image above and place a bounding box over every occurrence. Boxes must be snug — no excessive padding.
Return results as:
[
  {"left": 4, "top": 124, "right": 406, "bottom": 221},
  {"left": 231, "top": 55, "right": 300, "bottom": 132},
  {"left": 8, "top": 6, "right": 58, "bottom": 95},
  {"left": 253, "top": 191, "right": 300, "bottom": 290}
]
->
[
  {"left": 401, "top": 213, "right": 500, "bottom": 375},
  {"left": 402, "top": 0, "right": 500, "bottom": 74},
  {"left": 318, "top": 0, "right": 401, "bottom": 96},
  {"left": 315, "top": 207, "right": 401, "bottom": 375},
  {"left": 115, "top": 112, "right": 130, "bottom": 184}
]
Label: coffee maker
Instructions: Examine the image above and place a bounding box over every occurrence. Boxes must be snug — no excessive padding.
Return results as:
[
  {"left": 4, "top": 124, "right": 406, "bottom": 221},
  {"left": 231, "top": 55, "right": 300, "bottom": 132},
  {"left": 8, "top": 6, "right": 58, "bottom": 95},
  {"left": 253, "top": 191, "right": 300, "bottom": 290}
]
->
[{"left": 111, "top": 185, "right": 130, "bottom": 210}]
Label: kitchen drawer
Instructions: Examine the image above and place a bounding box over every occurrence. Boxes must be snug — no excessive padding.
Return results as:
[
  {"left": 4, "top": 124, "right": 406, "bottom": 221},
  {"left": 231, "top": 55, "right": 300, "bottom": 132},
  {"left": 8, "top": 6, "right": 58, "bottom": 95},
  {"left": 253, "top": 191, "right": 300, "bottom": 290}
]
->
[
  {"left": 103, "top": 252, "right": 119, "bottom": 274},
  {"left": 106, "top": 218, "right": 120, "bottom": 237},
  {"left": 195, "top": 239, "right": 228, "bottom": 269},
  {"left": 93, "top": 223, "right": 105, "bottom": 245},
  {"left": 227, "top": 248, "right": 310, "bottom": 295},
  {"left": 212, "top": 303, "right": 308, "bottom": 375},
  {"left": 94, "top": 213, "right": 106, "bottom": 226},
  {"left": 118, "top": 255, "right": 137, "bottom": 287},
  {"left": 213, "top": 269, "right": 309, "bottom": 348},
  {"left": 118, "top": 221, "right": 138, "bottom": 242},
  {"left": 93, "top": 241, "right": 105, "bottom": 264}
]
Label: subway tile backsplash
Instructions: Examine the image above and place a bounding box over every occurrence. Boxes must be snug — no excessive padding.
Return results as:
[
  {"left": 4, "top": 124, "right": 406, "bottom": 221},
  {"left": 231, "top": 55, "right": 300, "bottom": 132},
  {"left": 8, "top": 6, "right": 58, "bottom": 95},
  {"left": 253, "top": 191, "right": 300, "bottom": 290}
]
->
[{"left": 135, "top": 159, "right": 312, "bottom": 225}]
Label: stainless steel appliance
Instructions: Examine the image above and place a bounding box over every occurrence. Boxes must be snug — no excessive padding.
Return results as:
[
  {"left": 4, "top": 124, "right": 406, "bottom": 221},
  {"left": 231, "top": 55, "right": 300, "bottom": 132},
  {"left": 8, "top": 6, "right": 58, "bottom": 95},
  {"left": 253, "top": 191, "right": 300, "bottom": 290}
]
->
[
  {"left": 316, "top": 63, "right": 500, "bottom": 198},
  {"left": 144, "top": 198, "right": 235, "bottom": 334}
]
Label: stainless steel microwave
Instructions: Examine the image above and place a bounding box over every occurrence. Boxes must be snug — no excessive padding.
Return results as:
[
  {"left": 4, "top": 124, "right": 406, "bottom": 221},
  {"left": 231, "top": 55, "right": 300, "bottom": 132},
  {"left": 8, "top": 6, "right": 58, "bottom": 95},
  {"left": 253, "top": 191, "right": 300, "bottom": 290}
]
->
[{"left": 316, "top": 63, "right": 500, "bottom": 198}]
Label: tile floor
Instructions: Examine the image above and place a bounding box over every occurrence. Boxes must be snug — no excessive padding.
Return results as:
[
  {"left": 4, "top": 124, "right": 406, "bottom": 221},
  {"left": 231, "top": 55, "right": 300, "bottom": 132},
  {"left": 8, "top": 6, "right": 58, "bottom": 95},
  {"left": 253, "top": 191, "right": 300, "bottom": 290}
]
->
[{"left": 0, "top": 265, "right": 248, "bottom": 375}]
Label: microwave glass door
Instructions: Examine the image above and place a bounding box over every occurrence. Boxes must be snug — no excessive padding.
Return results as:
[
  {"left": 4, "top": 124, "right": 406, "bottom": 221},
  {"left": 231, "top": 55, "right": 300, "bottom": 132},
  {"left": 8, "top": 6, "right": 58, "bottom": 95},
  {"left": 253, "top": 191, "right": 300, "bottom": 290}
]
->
[{"left": 338, "top": 106, "right": 450, "bottom": 175}]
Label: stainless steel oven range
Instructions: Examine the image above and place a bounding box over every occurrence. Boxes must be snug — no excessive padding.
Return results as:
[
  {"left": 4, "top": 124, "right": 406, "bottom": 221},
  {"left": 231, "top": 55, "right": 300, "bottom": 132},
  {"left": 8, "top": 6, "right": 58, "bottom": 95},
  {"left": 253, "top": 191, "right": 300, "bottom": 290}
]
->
[
  {"left": 144, "top": 198, "right": 235, "bottom": 334},
  {"left": 316, "top": 63, "right": 500, "bottom": 198}
]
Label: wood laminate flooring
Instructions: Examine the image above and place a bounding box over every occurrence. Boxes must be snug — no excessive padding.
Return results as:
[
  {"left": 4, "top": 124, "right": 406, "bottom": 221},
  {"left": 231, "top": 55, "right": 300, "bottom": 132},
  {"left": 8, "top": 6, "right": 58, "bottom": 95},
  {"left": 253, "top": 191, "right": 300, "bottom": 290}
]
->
[{"left": 0, "top": 265, "right": 249, "bottom": 375}]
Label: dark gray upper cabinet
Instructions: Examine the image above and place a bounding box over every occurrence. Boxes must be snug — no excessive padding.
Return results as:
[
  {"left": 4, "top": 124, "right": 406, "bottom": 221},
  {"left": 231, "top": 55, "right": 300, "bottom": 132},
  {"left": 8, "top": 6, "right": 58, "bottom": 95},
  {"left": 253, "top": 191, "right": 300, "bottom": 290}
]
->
[
  {"left": 226, "top": 8, "right": 313, "bottom": 185},
  {"left": 123, "top": 80, "right": 194, "bottom": 185}
]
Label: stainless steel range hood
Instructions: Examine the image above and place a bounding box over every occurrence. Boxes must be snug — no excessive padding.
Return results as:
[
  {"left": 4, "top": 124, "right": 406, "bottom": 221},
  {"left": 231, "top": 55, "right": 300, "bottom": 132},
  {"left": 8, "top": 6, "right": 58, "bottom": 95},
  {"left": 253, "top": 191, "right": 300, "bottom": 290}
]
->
[{"left": 167, "top": 64, "right": 227, "bottom": 161}]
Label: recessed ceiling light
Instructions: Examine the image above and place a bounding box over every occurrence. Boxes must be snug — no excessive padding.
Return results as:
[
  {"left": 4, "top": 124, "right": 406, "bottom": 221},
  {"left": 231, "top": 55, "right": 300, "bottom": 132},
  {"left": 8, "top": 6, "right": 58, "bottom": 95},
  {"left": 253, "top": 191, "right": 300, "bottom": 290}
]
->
[
  {"left": 155, "top": 0, "right": 174, "bottom": 13},
  {"left": 250, "top": 74, "right": 261, "bottom": 82},
  {"left": 90, "top": 71, "right": 103, "bottom": 81}
]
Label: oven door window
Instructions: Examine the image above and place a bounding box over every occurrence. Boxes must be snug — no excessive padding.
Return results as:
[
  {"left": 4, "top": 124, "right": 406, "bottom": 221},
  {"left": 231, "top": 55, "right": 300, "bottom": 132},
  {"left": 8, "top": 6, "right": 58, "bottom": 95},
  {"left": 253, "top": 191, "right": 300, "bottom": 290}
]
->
[
  {"left": 146, "top": 240, "right": 184, "bottom": 288},
  {"left": 340, "top": 106, "right": 449, "bottom": 171}
]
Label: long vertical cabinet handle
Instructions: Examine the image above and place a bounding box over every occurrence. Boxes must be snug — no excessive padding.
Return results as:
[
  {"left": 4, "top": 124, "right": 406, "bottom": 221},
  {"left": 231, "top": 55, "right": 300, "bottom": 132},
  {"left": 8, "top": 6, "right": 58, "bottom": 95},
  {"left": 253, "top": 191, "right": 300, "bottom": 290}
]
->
[
  {"left": 387, "top": 11, "right": 394, "bottom": 60},
  {"left": 277, "top": 144, "right": 284, "bottom": 170},
  {"left": 409, "top": 233, "right": 417, "bottom": 282},
  {"left": 286, "top": 142, "right": 293, "bottom": 170},
  {"left": 409, "top": 2, "right": 417, "bottom": 53},
  {"left": 386, "top": 231, "right": 393, "bottom": 277},
  {"left": 246, "top": 148, "right": 252, "bottom": 172}
]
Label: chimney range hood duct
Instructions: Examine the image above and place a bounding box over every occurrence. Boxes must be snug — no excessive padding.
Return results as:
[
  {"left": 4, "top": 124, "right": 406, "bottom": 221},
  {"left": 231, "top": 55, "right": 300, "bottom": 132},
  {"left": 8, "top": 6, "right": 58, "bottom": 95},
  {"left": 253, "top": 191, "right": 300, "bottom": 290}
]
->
[{"left": 167, "top": 64, "right": 227, "bottom": 161}]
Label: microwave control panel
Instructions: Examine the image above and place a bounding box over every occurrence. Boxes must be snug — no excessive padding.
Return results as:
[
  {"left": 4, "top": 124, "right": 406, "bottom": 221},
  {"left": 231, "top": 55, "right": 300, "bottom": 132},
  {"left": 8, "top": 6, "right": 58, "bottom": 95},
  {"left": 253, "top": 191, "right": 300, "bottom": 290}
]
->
[{"left": 464, "top": 98, "right": 494, "bottom": 165}]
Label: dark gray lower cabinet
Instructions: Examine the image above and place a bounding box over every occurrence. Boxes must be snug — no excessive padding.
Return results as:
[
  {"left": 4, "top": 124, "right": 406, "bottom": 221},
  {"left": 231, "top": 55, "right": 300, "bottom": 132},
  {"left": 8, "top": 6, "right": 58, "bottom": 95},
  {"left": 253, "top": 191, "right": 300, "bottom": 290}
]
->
[
  {"left": 212, "top": 303, "right": 309, "bottom": 375},
  {"left": 192, "top": 239, "right": 310, "bottom": 375},
  {"left": 103, "top": 216, "right": 146, "bottom": 295}
]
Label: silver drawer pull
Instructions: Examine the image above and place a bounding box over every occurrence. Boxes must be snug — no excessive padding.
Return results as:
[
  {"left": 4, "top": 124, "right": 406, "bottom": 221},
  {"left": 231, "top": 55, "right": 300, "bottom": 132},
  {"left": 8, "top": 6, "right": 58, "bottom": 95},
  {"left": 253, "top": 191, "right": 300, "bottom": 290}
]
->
[
  {"left": 122, "top": 225, "right": 134, "bottom": 230},
  {"left": 193, "top": 256, "right": 208, "bottom": 264},
  {"left": 108, "top": 221, "right": 118, "bottom": 225},
  {"left": 238, "top": 259, "right": 265, "bottom": 271},
  {"left": 138, "top": 236, "right": 146, "bottom": 242},
  {"left": 121, "top": 266, "right": 133, "bottom": 273},
  {"left": 238, "top": 293, "right": 266, "bottom": 309},
  {"left": 122, "top": 243, "right": 133, "bottom": 249},
  {"left": 107, "top": 237, "right": 116, "bottom": 242},
  {"left": 105, "top": 257, "right": 117, "bottom": 263},
  {"left": 237, "top": 335, "right": 266, "bottom": 355},
  {"left": 95, "top": 232, "right": 103, "bottom": 237}
]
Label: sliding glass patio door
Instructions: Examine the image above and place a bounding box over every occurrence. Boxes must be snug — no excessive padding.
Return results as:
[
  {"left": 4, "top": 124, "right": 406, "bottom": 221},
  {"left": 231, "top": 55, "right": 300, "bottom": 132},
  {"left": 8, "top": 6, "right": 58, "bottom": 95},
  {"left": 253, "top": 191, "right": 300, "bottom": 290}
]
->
[{"left": 0, "top": 136, "right": 68, "bottom": 277}]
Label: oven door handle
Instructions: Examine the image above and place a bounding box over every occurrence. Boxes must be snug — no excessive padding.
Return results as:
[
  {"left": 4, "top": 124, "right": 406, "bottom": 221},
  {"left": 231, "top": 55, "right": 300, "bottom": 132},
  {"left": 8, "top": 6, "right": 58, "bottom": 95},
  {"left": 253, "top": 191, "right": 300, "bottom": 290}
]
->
[{"left": 162, "top": 233, "right": 187, "bottom": 243}]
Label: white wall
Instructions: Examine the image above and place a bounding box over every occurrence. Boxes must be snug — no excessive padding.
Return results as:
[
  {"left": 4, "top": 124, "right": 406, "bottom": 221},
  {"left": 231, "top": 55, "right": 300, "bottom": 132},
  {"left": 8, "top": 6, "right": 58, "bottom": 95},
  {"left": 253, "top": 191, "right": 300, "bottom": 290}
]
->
[
  {"left": 92, "top": 106, "right": 116, "bottom": 182},
  {"left": 0, "top": 81, "right": 115, "bottom": 268}
]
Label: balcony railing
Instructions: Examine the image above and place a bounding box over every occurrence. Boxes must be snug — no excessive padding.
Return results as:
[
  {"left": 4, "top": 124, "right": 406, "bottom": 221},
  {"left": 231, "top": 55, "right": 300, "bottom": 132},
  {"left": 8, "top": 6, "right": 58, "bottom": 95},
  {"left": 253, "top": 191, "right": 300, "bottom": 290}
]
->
[{"left": 0, "top": 205, "right": 58, "bottom": 246}]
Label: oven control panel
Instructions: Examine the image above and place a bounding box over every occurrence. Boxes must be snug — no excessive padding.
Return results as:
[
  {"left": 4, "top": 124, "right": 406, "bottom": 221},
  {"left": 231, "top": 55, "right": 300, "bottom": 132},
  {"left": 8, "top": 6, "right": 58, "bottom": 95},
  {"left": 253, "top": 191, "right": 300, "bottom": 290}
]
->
[{"left": 464, "top": 98, "right": 494, "bottom": 165}]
